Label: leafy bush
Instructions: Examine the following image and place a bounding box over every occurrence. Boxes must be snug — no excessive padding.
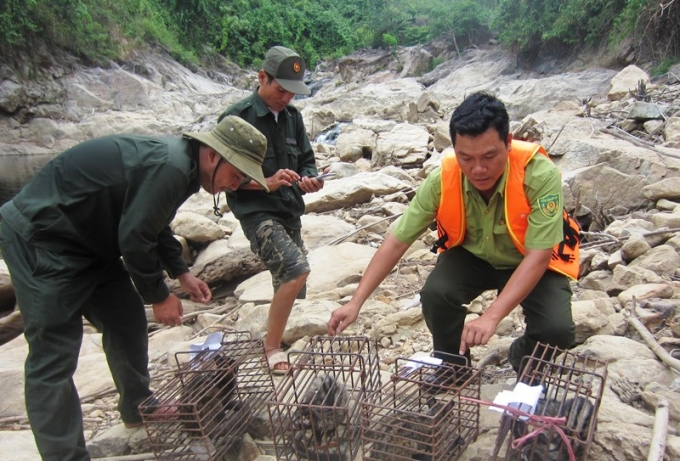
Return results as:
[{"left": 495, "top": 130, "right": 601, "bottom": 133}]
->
[
  {"left": 0, "top": 0, "right": 677, "bottom": 77},
  {"left": 651, "top": 57, "right": 680, "bottom": 76},
  {"left": 382, "top": 33, "right": 398, "bottom": 48}
]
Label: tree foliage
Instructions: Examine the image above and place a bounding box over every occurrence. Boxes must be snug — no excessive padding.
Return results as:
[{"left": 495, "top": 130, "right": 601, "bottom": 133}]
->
[
  {"left": 0, "top": 0, "right": 677, "bottom": 71},
  {"left": 492, "top": 0, "right": 679, "bottom": 65}
]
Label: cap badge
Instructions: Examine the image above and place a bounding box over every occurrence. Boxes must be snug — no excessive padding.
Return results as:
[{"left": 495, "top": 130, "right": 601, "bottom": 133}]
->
[{"left": 293, "top": 62, "right": 301, "bottom": 73}]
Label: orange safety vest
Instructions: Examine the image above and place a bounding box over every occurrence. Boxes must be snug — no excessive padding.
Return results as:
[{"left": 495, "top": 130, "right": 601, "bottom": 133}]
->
[{"left": 433, "top": 139, "right": 580, "bottom": 279}]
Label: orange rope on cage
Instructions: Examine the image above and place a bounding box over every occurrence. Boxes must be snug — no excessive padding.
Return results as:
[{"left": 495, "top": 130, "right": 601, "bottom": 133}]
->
[{"left": 459, "top": 396, "right": 576, "bottom": 461}]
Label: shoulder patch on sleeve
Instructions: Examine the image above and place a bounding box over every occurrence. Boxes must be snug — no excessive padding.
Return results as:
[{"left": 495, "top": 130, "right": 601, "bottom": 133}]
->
[{"left": 538, "top": 193, "right": 560, "bottom": 218}]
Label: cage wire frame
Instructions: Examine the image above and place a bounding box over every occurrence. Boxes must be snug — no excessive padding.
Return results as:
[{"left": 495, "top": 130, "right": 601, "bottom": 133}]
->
[
  {"left": 140, "top": 330, "right": 274, "bottom": 460},
  {"left": 492, "top": 343, "right": 608, "bottom": 461},
  {"left": 361, "top": 354, "right": 481, "bottom": 461},
  {"left": 267, "top": 335, "right": 381, "bottom": 461},
  {"left": 301, "top": 335, "right": 382, "bottom": 392}
]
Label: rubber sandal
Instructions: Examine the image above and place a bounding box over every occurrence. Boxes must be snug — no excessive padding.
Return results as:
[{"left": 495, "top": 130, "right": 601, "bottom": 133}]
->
[{"left": 266, "top": 349, "right": 290, "bottom": 376}]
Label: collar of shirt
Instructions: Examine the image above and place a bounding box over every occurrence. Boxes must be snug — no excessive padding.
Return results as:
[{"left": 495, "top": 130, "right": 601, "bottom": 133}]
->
[{"left": 251, "top": 87, "right": 289, "bottom": 121}]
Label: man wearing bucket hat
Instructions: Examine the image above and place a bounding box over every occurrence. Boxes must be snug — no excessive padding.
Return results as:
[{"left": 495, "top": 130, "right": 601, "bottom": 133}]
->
[
  {"left": 218, "top": 46, "right": 325, "bottom": 375},
  {"left": 0, "top": 116, "right": 267, "bottom": 461}
]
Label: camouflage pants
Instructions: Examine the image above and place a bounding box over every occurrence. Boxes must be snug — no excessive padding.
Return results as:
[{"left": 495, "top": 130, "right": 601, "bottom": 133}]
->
[{"left": 244, "top": 219, "right": 310, "bottom": 298}]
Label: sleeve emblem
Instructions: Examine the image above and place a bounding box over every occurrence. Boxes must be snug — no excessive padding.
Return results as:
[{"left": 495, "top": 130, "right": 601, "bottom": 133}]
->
[{"left": 538, "top": 193, "right": 560, "bottom": 219}]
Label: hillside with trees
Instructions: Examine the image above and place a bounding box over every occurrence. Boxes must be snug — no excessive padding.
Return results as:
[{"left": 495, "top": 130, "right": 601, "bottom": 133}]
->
[{"left": 1, "top": 0, "right": 679, "bottom": 75}]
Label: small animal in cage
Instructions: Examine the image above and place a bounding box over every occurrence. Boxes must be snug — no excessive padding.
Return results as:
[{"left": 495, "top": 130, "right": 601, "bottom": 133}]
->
[
  {"left": 511, "top": 396, "right": 594, "bottom": 461},
  {"left": 180, "top": 353, "right": 244, "bottom": 437},
  {"left": 368, "top": 396, "right": 465, "bottom": 461},
  {"left": 291, "top": 373, "right": 350, "bottom": 461}
]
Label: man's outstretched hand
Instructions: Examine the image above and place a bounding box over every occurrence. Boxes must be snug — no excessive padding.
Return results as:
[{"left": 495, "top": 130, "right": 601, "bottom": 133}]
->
[{"left": 177, "top": 272, "right": 212, "bottom": 304}]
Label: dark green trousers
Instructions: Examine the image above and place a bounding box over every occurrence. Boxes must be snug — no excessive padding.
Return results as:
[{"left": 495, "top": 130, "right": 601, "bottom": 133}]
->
[
  {"left": 420, "top": 246, "right": 575, "bottom": 372},
  {"left": 0, "top": 223, "right": 152, "bottom": 461}
]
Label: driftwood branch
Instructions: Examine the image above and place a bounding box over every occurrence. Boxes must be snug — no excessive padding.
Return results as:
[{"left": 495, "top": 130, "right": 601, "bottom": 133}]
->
[
  {"left": 624, "top": 298, "right": 680, "bottom": 374},
  {"left": 647, "top": 397, "right": 669, "bottom": 461},
  {"left": 326, "top": 212, "right": 403, "bottom": 246},
  {"left": 601, "top": 127, "right": 680, "bottom": 160},
  {"left": 0, "top": 415, "right": 28, "bottom": 424},
  {"left": 91, "top": 454, "right": 156, "bottom": 461},
  {"left": 476, "top": 349, "right": 501, "bottom": 369},
  {"left": 580, "top": 227, "right": 680, "bottom": 250}
]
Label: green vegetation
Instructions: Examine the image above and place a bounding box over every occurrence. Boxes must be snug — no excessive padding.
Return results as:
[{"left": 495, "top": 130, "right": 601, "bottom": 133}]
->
[
  {"left": 493, "top": 0, "right": 680, "bottom": 64},
  {"left": 651, "top": 57, "right": 680, "bottom": 77},
  {"left": 0, "top": 0, "right": 678, "bottom": 71}
]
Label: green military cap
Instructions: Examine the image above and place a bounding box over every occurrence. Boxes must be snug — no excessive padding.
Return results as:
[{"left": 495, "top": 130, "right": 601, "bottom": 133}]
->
[
  {"left": 262, "top": 46, "right": 311, "bottom": 95},
  {"left": 183, "top": 116, "right": 269, "bottom": 192}
]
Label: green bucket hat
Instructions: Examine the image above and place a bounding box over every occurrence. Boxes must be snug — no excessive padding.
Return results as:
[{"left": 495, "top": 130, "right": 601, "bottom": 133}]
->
[
  {"left": 183, "top": 116, "right": 269, "bottom": 192},
  {"left": 262, "top": 46, "right": 311, "bottom": 95}
]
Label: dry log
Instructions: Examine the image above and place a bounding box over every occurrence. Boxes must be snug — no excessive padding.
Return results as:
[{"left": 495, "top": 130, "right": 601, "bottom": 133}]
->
[
  {"left": 601, "top": 127, "right": 680, "bottom": 160},
  {"left": 0, "top": 309, "right": 24, "bottom": 345},
  {"left": 91, "top": 454, "right": 156, "bottom": 461},
  {"left": 326, "top": 212, "right": 403, "bottom": 246},
  {"left": 647, "top": 397, "right": 669, "bottom": 461},
  {"left": 476, "top": 349, "right": 500, "bottom": 370},
  {"left": 624, "top": 299, "right": 680, "bottom": 374},
  {"left": 0, "top": 279, "right": 15, "bottom": 314}
]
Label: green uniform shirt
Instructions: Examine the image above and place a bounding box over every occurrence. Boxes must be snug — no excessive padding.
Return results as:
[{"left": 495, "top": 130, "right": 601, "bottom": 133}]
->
[
  {"left": 393, "top": 153, "right": 564, "bottom": 269},
  {"left": 218, "top": 90, "right": 317, "bottom": 230},
  {"left": 0, "top": 135, "right": 199, "bottom": 304}
]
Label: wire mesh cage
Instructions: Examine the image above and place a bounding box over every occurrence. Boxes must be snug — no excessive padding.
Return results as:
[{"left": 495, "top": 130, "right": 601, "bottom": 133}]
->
[
  {"left": 301, "top": 335, "right": 382, "bottom": 392},
  {"left": 492, "top": 343, "right": 608, "bottom": 461},
  {"left": 361, "top": 354, "right": 481, "bottom": 461},
  {"left": 139, "top": 331, "right": 275, "bottom": 460},
  {"left": 268, "top": 335, "right": 381, "bottom": 461}
]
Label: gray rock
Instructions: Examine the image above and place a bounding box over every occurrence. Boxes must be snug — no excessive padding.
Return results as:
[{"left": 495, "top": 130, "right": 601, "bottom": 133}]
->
[
  {"left": 571, "top": 300, "right": 613, "bottom": 344},
  {"left": 0, "top": 80, "right": 24, "bottom": 113},
  {"left": 335, "top": 127, "right": 376, "bottom": 162},
  {"left": 617, "top": 283, "right": 674, "bottom": 307},
  {"left": 579, "top": 270, "right": 613, "bottom": 292},
  {"left": 642, "top": 177, "right": 680, "bottom": 201},
  {"left": 626, "top": 101, "right": 666, "bottom": 121},
  {"left": 609, "top": 264, "right": 664, "bottom": 295},
  {"left": 171, "top": 211, "right": 225, "bottom": 243},
  {"left": 628, "top": 244, "right": 680, "bottom": 275},
  {"left": 304, "top": 172, "right": 411, "bottom": 213},
  {"left": 620, "top": 234, "right": 651, "bottom": 262},
  {"left": 607, "top": 65, "right": 650, "bottom": 101}
]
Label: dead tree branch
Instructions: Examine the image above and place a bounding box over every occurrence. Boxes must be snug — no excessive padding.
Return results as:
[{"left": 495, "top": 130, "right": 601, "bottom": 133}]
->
[
  {"left": 624, "top": 298, "right": 680, "bottom": 374},
  {"left": 647, "top": 397, "right": 669, "bottom": 461}
]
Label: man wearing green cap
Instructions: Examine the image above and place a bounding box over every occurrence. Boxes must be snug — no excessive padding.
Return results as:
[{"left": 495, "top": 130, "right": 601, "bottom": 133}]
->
[
  {"left": 0, "top": 116, "right": 268, "bottom": 461},
  {"left": 218, "top": 45, "right": 323, "bottom": 375}
]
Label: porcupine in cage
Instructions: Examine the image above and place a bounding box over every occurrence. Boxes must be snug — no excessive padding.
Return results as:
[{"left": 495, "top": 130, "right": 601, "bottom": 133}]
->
[
  {"left": 180, "top": 353, "right": 245, "bottom": 440},
  {"left": 291, "top": 372, "right": 350, "bottom": 461},
  {"left": 368, "top": 396, "right": 465, "bottom": 461},
  {"left": 511, "top": 396, "right": 594, "bottom": 461}
]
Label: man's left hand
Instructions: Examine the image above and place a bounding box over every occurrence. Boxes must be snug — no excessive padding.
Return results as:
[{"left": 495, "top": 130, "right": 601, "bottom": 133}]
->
[
  {"left": 298, "top": 167, "right": 332, "bottom": 193},
  {"left": 177, "top": 272, "right": 212, "bottom": 303},
  {"left": 459, "top": 314, "right": 499, "bottom": 355},
  {"left": 298, "top": 175, "right": 325, "bottom": 193},
  {"left": 152, "top": 294, "right": 184, "bottom": 327}
]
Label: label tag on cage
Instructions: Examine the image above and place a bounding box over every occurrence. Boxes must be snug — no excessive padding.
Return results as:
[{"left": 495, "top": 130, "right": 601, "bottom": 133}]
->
[
  {"left": 189, "top": 331, "right": 223, "bottom": 360},
  {"left": 397, "top": 353, "right": 442, "bottom": 377},
  {"left": 490, "top": 382, "right": 543, "bottom": 420}
]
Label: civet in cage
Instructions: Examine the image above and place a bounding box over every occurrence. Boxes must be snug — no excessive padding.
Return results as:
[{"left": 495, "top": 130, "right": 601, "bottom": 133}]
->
[
  {"left": 362, "top": 355, "right": 481, "bottom": 461},
  {"left": 268, "top": 335, "right": 381, "bottom": 461},
  {"left": 140, "top": 331, "right": 274, "bottom": 461},
  {"left": 492, "top": 343, "right": 608, "bottom": 461},
  {"left": 292, "top": 372, "right": 350, "bottom": 460}
]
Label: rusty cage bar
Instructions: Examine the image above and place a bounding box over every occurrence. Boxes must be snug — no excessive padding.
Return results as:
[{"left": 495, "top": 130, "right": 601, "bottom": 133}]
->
[
  {"left": 492, "top": 343, "right": 608, "bottom": 461},
  {"left": 268, "top": 335, "right": 381, "bottom": 461},
  {"left": 140, "top": 331, "right": 275, "bottom": 460},
  {"left": 361, "top": 355, "right": 481, "bottom": 461}
]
